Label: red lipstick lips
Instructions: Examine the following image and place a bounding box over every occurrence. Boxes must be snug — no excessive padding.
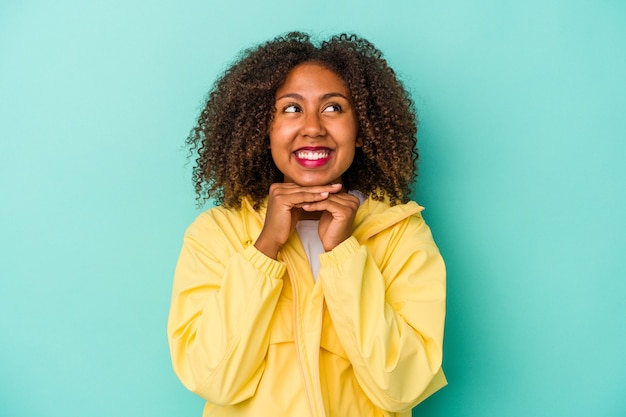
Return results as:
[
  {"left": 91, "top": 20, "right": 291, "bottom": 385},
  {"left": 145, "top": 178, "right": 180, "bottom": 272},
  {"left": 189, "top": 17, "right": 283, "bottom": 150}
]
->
[{"left": 293, "top": 147, "right": 332, "bottom": 168}]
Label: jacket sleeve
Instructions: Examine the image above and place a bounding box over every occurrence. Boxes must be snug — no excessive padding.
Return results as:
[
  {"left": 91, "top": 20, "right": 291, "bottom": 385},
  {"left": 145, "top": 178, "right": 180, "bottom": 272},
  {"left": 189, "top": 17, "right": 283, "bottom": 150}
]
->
[
  {"left": 318, "top": 212, "right": 446, "bottom": 412},
  {"left": 167, "top": 212, "right": 285, "bottom": 405}
]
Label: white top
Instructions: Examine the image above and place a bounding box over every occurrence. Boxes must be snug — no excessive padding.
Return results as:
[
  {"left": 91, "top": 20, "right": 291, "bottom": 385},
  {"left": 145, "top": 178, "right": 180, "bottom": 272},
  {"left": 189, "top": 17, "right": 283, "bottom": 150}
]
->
[
  {"left": 295, "top": 220, "right": 324, "bottom": 280},
  {"left": 295, "top": 190, "right": 367, "bottom": 281}
]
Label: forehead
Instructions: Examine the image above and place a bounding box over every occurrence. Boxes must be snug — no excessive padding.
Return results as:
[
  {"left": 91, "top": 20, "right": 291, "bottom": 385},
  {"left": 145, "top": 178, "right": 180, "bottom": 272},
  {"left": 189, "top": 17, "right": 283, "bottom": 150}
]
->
[{"left": 276, "top": 62, "right": 349, "bottom": 97}]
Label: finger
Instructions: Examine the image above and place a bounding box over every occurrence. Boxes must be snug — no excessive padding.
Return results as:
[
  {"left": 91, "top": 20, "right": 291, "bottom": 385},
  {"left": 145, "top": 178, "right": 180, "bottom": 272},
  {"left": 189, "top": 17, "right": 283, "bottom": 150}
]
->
[
  {"left": 326, "top": 192, "right": 360, "bottom": 204},
  {"left": 270, "top": 183, "right": 342, "bottom": 194},
  {"left": 301, "top": 193, "right": 360, "bottom": 213},
  {"left": 274, "top": 188, "right": 343, "bottom": 205},
  {"left": 291, "top": 183, "right": 343, "bottom": 193},
  {"left": 282, "top": 186, "right": 342, "bottom": 201},
  {"left": 283, "top": 191, "right": 333, "bottom": 206},
  {"left": 315, "top": 192, "right": 360, "bottom": 207},
  {"left": 269, "top": 184, "right": 344, "bottom": 205}
]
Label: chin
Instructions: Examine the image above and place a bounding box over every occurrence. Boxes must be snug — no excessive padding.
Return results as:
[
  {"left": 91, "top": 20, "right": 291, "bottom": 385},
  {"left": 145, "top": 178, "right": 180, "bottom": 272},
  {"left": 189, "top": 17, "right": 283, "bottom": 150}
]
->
[
  {"left": 283, "top": 171, "right": 343, "bottom": 186},
  {"left": 295, "top": 178, "right": 338, "bottom": 187}
]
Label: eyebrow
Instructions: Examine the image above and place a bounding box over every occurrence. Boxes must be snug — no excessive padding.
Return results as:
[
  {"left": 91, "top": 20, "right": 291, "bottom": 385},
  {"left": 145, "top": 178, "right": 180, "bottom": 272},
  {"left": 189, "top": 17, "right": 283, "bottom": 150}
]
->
[{"left": 275, "top": 92, "right": 350, "bottom": 101}]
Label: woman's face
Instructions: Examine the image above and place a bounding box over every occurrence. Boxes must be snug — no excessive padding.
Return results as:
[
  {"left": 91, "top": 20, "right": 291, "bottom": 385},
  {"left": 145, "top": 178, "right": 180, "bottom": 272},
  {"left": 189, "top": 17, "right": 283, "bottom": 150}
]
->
[{"left": 268, "top": 62, "right": 361, "bottom": 186}]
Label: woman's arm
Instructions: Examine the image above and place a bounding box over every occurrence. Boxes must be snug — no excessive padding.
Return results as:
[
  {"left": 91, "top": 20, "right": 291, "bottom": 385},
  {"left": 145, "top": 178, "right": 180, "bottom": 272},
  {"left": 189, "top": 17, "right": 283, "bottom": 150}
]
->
[
  {"left": 318, "top": 213, "right": 446, "bottom": 412},
  {"left": 167, "top": 212, "right": 285, "bottom": 405}
]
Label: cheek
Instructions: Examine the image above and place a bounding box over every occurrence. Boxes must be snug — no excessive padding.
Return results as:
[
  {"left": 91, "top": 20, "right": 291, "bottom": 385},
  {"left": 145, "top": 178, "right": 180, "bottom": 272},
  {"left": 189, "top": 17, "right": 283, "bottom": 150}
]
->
[
  {"left": 342, "top": 117, "right": 359, "bottom": 144},
  {"left": 268, "top": 121, "right": 291, "bottom": 143},
  {"left": 268, "top": 147, "right": 282, "bottom": 169},
  {"left": 267, "top": 126, "right": 280, "bottom": 149}
]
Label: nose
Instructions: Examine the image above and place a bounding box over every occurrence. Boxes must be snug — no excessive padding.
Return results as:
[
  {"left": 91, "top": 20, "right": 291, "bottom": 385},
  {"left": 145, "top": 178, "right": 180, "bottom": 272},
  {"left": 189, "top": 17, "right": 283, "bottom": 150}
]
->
[{"left": 300, "top": 111, "right": 326, "bottom": 137}]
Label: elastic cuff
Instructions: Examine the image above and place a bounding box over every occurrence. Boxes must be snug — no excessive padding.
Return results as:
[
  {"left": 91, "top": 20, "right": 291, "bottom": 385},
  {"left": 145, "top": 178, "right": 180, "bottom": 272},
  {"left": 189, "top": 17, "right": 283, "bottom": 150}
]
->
[
  {"left": 320, "top": 236, "right": 361, "bottom": 267},
  {"left": 242, "top": 245, "right": 286, "bottom": 279}
]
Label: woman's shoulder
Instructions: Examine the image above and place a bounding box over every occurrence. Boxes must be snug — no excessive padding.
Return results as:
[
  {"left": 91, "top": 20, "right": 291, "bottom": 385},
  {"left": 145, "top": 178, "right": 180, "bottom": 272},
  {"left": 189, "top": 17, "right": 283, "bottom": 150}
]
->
[
  {"left": 358, "top": 191, "right": 424, "bottom": 216},
  {"left": 184, "top": 204, "right": 244, "bottom": 233}
]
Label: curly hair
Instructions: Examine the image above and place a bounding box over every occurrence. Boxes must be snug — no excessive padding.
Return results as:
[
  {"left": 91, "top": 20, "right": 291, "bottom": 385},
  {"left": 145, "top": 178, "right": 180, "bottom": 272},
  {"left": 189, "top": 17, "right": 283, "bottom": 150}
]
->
[{"left": 187, "top": 32, "right": 419, "bottom": 209}]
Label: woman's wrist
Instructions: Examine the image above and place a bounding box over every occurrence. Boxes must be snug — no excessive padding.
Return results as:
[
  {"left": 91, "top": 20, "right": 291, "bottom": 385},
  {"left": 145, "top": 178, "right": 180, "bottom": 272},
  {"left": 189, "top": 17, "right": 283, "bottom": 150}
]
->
[{"left": 254, "top": 233, "right": 280, "bottom": 260}]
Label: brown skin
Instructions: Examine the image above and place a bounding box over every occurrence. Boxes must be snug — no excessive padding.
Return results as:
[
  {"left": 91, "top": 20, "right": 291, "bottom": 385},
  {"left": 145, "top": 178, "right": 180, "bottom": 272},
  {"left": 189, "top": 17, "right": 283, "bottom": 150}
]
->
[
  {"left": 186, "top": 32, "right": 419, "bottom": 212},
  {"left": 269, "top": 63, "right": 361, "bottom": 187},
  {"left": 254, "top": 63, "right": 362, "bottom": 258},
  {"left": 254, "top": 183, "right": 355, "bottom": 259}
]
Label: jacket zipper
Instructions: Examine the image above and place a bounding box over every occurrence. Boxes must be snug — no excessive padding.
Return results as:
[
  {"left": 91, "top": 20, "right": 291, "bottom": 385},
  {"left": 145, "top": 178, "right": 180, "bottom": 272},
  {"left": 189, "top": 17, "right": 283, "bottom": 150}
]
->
[
  {"left": 311, "top": 298, "right": 326, "bottom": 417},
  {"left": 284, "top": 253, "right": 326, "bottom": 417}
]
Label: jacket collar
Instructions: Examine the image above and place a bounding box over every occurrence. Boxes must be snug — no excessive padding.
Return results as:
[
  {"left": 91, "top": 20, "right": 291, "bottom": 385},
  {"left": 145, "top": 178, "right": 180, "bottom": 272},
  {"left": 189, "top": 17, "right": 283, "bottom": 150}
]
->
[{"left": 352, "top": 196, "right": 423, "bottom": 242}]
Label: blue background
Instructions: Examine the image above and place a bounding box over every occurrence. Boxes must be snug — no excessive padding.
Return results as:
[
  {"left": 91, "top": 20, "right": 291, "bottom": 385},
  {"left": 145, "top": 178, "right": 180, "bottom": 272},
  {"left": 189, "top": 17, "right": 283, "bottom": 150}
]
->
[{"left": 1, "top": 1, "right": 625, "bottom": 416}]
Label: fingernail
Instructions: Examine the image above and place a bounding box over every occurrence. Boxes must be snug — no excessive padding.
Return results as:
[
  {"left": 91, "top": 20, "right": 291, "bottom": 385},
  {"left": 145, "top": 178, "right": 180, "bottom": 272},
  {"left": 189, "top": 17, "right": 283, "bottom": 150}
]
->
[
  {"left": 320, "top": 192, "right": 329, "bottom": 198},
  {"left": 331, "top": 183, "right": 342, "bottom": 187}
]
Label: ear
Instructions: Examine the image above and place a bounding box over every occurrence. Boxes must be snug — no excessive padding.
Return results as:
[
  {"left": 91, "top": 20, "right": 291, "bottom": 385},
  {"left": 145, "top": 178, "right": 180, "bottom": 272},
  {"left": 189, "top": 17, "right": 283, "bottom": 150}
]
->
[{"left": 355, "top": 137, "right": 363, "bottom": 147}]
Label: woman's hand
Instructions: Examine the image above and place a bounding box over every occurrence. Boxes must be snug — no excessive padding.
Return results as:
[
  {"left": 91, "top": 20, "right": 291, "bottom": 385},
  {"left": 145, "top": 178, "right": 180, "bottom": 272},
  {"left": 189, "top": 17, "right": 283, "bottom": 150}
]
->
[
  {"left": 302, "top": 190, "right": 360, "bottom": 251},
  {"left": 254, "top": 183, "right": 343, "bottom": 259}
]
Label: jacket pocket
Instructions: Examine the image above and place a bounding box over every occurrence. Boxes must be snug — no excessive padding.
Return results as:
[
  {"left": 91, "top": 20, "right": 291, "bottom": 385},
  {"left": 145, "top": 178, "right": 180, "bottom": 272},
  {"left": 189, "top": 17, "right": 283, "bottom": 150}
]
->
[
  {"left": 269, "top": 298, "right": 294, "bottom": 344},
  {"left": 320, "top": 308, "right": 348, "bottom": 358}
]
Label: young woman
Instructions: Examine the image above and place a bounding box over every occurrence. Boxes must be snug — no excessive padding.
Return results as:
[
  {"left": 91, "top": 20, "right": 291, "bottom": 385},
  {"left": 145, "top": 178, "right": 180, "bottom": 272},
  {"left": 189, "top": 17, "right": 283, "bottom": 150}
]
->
[{"left": 168, "top": 32, "right": 446, "bottom": 417}]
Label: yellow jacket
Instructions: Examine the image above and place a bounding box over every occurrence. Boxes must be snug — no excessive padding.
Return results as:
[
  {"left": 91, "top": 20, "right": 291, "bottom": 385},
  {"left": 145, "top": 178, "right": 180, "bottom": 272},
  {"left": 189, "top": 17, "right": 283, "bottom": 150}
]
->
[{"left": 168, "top": 195, "right": 447, "bottom": 416}]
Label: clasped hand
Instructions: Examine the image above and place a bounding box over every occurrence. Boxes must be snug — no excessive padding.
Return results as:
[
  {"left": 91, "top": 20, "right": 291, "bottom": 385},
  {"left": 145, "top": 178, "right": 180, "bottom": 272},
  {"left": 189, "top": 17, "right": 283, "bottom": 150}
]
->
[{"left": 254, "top": 183, "right": 360, "bottom": 259}]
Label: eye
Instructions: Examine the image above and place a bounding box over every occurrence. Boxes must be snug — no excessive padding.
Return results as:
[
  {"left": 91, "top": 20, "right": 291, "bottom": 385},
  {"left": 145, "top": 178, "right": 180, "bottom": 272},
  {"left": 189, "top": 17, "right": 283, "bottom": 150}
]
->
[
  {"left": 283, "top": 104, "right": 301, "bottom": 113},
  {"left": 323, "top": 104, "right": 342, "bottom": 113}
]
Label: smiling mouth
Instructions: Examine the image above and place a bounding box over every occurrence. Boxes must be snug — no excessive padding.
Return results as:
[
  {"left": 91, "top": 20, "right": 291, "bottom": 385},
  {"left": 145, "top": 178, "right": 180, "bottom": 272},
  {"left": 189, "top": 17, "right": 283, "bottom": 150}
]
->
[
  {"left": 293, "top": 147, "right": 333, "bottom": 167},
  {"left": 295, "top": 150, "right": 330, "bottom": 160}
]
